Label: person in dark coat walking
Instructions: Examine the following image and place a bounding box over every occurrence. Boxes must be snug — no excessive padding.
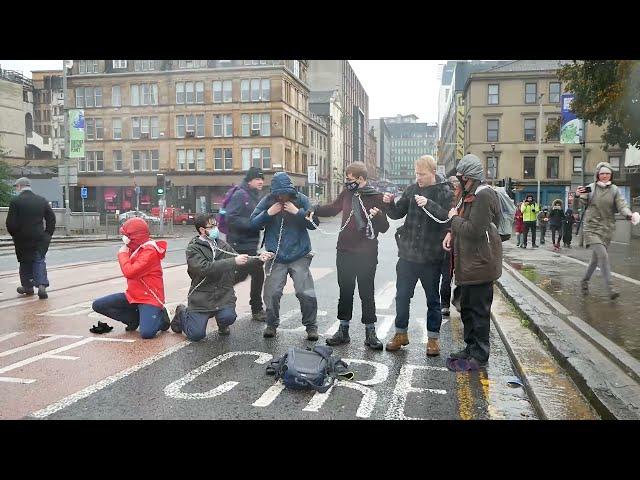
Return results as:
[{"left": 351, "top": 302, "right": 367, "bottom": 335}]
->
[
  {"left": 562, "top": 208, "right": 575, "bottom": 247},
  {"left": 5, "top": 177, "right": 56, "bottom": 299},
  {"left": 226, "top": 167, "right": 268, "bottom": 321}
]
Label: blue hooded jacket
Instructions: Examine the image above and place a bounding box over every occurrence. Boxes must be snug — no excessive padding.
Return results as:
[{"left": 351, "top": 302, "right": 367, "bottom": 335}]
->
[{"left": 250, "top": 172, "right": 316, "bottom": 263}]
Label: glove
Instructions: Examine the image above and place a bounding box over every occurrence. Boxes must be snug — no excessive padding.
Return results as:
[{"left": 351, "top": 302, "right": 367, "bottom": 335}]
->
[{"left": 631, "top": 212, "right": 640, "bottom": 226}]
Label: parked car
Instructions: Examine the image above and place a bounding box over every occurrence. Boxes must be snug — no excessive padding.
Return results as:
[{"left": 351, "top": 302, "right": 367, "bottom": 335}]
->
[
  {"left": 151, "top": 207, "right": 195, "bottom": 225},
  {"left": 119, "top": 210, "right": 161, "bottom": 226}
]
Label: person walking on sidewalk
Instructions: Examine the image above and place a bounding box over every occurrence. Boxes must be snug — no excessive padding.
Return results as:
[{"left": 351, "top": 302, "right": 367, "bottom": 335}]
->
[
  {"left": 382, "top": 155, "right": 453, "bottom": 357},
  {"left": 537, "top": 206, "right": 549, "bottom": 245},
  {"left": 250, "top": 172, "right": 319, "bottom": 341},
  {"left": 562, "top": 207, "right": 575, "bottom": 248},
  {"left": 225, "top": 167, "right": 268, "bottom": 321},
  {"left": 92, "top": 218, "right": 169, "bottom": 338},
  {"left": 520, "top": 194, "right": 540, "bottom": 248},
  {"left": 6, "top": 177, "right": 56, "bottom": 299},
  {"left": 514, "top": 202, "right": 524, "bottom": 247},
  {"left": 548, "top": 199, "right": 564, "bottom": 251},
  {"left": 170, "top": 214, "right": 273, "bottom": 341},
  {"left": 443, "top": 154, "right": 502, "bottom": 370},
  {"left": 440, "top": 175, "right": 460, "bottom": 318},
  {"left": 577, "top": 162, "right": 639, "bottom": 299},
  {"left": 310, "top": 161, "right": 389, "bottom": 351}
]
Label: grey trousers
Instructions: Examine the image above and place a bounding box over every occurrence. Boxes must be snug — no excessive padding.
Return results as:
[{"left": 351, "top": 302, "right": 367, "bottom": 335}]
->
[
  {"left": 263, "top": 255, "right": 317, "bottom": 328},
  {"left": 583, "top": 243, "right": 613, "bottom": 292}
]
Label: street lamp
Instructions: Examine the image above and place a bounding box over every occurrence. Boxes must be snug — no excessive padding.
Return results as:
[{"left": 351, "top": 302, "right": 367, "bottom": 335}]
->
[
  {"left": 491, "top": 143, "right": 496, "bottom": 182},
  {"left": 537, "top": 92, "right": 545, "bottom": 206}
]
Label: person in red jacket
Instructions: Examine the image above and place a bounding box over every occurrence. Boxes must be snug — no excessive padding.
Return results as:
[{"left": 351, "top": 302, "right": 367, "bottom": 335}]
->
[
  {"left": 514, "top": 203, "right": 525, "bottom": 247},
  {"left": 91, "top": 217, "right": 169, "bottom": 338}
]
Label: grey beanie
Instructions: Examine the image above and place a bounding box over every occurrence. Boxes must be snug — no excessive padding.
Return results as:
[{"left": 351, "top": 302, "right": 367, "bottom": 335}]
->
[
  {"left": 14, "top": 177, "right": 31, "bottom": 187},
  {"left": 456, "top": 154, "right": 486, "bottom": 182}
]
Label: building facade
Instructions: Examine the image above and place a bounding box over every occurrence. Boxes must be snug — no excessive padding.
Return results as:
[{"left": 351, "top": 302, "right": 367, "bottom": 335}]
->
[
  {"left": 370, "top": 118, "right": 391, "bottom": 180},
  {"left": 32, "top": 70, "right": 64, "bottom": 160},
  {"left": 463, "top": 60, "right": 628, "bottom": 206},
  {"left": 65, "top": 60, "right": 310, "bottom": 213},
  {"left": 307, "top": 111, "right": 329, "bottom": 203},
  {"left": 384, "top": 115, "right": 438, "bottom": 187}
]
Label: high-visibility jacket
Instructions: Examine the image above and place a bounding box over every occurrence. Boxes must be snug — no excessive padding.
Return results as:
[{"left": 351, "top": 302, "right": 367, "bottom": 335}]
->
[{"left": 520, "top": 201, "right": 539, "bottom": 222}]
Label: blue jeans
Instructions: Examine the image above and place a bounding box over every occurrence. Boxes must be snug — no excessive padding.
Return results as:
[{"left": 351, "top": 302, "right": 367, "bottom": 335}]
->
[
  {"left": 179, "top": 307, "right": 237, "bottom": 342},
  {"left": 19, "top": 251, "right": 49, "bottom": 289},
  {"left": 92, "top": 293, "right": 163, "bottom": 339},
  {"left": 394, "top": 258, "right": 442, "bottom": 338}
]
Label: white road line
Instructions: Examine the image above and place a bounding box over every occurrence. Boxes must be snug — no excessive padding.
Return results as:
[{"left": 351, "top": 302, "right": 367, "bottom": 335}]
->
[
  {"left": 375, "top": 281, "right": 396, "bottom": 309},
  {"left": 30, "top": 339, "right": 192, "bottom": 418},
  {"left": 561, "top": 254, "right": 640, "bottom": 287},
  {"left": 0, "top": 334, "right": 82, "bottom": 358},
  {"left": 0, "top": 332, "right": 22, "bottom": 343},
  {"left": 252, "top": 382, "right": 286, "bottom": 408},
  {"left": 376, "top": 315, "right": 395, "bottom": 340},
  {"left": 0, "top": 376, "right": 36, "bottom": 384},
  {"left": 0, "top": 298, "right": 40, "bottom": 310},
  {"left": 385, "top": 364, "right": 448, "bottom": 420}
]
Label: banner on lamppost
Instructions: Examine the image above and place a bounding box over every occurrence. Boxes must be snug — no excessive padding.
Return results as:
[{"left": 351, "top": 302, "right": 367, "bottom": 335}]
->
[
  {"left": 560, "top": 94, "right": 584, "bottom": 144},
  {"left": 68, "top": 109, "right": 85, "bottom": 158}
]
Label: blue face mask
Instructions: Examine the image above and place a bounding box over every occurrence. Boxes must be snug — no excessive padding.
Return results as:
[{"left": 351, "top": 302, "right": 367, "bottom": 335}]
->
[{"left": 207, "top": 227, "right": 219, "bottom": 240}]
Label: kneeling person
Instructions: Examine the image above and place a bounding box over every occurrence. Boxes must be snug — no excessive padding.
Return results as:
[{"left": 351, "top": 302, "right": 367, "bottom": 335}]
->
[{"left": 171, "top": 214, "right": 273, "bottom": 341}]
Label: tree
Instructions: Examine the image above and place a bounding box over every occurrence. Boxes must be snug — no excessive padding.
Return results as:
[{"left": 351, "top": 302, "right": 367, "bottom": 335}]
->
[
  {"left": 0, "top": 138, "right": 15, "bottom": 207},
  {"left": 557, "top": 60, "right": 640, "bottom": 149}
]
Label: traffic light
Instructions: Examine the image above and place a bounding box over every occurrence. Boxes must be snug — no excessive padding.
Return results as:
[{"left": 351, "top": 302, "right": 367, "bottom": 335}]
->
[
  {"left": 165, "top": 179, "right": 172, "bottom": 190},
  {"left": 156, "top": 174, "right": 165, "bottom": 195}
]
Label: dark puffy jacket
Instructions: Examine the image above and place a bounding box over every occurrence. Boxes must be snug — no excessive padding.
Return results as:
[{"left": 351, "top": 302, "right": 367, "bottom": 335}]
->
[
  {"left": 6, "top": 189, "right": 56, "bottom": 263},
  {"left": 451, "top": 183, "right": 502, "bottom": 285},
  {"left": 250, "top": 172, "right": 315, "bottom": 264},
  {"left": 226, "top": 181, "right": 262, "bottom": 252},
  {"left": 549, "top": 208, "right": 564, "bottom": 228}
]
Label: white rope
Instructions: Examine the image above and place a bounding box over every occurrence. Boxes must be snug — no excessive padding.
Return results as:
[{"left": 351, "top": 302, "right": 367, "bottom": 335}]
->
[
  {"left": 306, "top": 193, "right": 376, "bottom": 239},
  {"left": 419, "top": 197, "right": 463, "bottom": 224}
]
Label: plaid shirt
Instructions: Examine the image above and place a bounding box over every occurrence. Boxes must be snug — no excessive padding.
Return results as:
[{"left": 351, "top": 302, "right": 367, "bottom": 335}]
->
[{"left": 387, "top": 181, "right": 453, "bottom": 264}]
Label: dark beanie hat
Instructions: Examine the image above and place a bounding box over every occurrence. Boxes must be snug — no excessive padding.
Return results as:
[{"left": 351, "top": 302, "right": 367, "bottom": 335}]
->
[{"left": 245, "top": 167, "right": 264, "bottom": 182}]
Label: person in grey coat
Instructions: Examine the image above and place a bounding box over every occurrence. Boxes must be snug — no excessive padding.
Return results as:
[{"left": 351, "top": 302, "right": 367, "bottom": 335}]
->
[{"left": 170, "top": 214, "right": 273, "bottom": 341}]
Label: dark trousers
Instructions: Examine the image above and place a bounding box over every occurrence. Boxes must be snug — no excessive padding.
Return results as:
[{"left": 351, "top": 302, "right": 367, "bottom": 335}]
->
[
  {"left": 233, "top": 248, "right": 265, "bottom": 313},
  {"left": 181, "top": 307, "right": 237, "bottom": 342},
  {"left": 440, "top": 251, "right": 452, "bottom": 309},
  {"left": 19, "top": 251, "right": 49, "bottom": 289},
  {"left": 336, "top": 250, "right": 377, "bottom": 324},
  {"left": 563, "top": 226, "right": 573, "bottom": 245},
  {"left": 551, "top": 226, "right": 562, "bottom": 245},
  {"left": 395, "top": 258, "right": 442, "bottom": 338},
  {"left": 539, "top": 225, "right": 547, "bottom": 243},
  {"left": 92, "top": 293, "right": 163, "bottom": 339},
  {"left": 523, "top": 221, "right": 537, "bottom": 246},
  {"left": 460, "top": 282, "right": 493, "bottom": 363}
]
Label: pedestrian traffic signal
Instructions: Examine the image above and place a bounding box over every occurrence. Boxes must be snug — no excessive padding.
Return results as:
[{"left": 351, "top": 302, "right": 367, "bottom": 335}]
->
[{"left": 156, "top": 174, "right": 165, "bottom": 195}]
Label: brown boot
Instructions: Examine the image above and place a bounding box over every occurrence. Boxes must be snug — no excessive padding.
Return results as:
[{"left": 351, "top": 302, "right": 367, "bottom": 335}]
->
[
  {"left": 385, "top": 333, "right": 409, "bottom": 351},
  {"left": 426, "top": 338, "right": 440, "bottom": 357}
]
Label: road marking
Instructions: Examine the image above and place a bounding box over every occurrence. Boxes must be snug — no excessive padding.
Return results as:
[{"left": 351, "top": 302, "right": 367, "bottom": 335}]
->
[
  {"left": 561, "top": 254, "right": 640, "bottom": 287},
  {"left": 385, "top": 364, "right": 448, "bottom": 420},
  {"left": 164, "top": 351, "right": 272, "bottom": 400},
  {"left": 0, "top": 297, "right": 39, "bottom": 310},
  {"left": 0, "top": 376, "right": 36, "bottom": 384},
  {"left": 0, "top": 332, "right": 22, "bottom": 343},
  {"left": 343, "top": 358, "right": 389, "bottom": 386},
  {"left": 375, "top": 281, "right": 396, "bottom": 309},
  {"left": 302, "top": 380, "right": 378, "bottom": 418},
  {"left": 251, "top": 381, "right": 286, "bottom": 408},
  {"left": 277, "top": 310, "right": 327, "bottom": 332},
  {"left": 376, "top": 315, "right": 395, "bottom": 340},
  {"left": 0, "top": 334, "right": 83, "bottom": 358}
]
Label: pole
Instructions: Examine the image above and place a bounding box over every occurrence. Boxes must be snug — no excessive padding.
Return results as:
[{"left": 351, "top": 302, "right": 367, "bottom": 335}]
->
[
  {"left": 581, "top": 121, "right": 587, "bottom": 187},
  {"left": 62, "top": 61, "right": 70, "bottom": 236},
  {"left": 81, "top": 196, "right": 85, "bottom": 235},
  {"left": 537, "top": 93, "right": 544, "bottom": 206}
]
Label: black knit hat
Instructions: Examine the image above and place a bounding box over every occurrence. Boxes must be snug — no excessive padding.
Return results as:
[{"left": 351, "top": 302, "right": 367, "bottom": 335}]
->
[{"left": 244, "top": 167, "right": 264, "bottom": 182}]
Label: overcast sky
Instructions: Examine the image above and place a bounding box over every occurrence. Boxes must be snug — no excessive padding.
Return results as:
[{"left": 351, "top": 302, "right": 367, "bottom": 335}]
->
[{"left": 1, "top": 59, "right": 444, "bottom": 123}]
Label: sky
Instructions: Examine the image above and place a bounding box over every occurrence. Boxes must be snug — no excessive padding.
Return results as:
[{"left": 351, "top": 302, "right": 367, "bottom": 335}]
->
[{"left": 0, "top": 59, "right": 444, "bottom": 123}]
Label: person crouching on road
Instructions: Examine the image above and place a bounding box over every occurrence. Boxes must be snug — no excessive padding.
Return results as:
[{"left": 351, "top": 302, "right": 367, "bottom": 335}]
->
[
  {"left": 310, "top": 161, "right": 389, "bottom": 351},
  {"left": 170, "top": 214, "right": 273, "bottom": 342},
  {"left": 443, "top": 154, "right": 502, "bottom": 370},
  {"left": 250, "top": 171, "right": 319, "bottom": 341},
  {"left": 92, "top": 218, "right": 169, "bottom": 339},
  {"left": 382, "top": 155, "right": 453, "bottom": 357}
]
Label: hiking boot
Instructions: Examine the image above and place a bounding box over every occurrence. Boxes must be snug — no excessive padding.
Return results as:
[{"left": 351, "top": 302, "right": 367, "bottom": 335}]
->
[
  {"left": 449, "top": 348, "right": 471, "bottom": 360},
  {"left": 218, "top": 325, "right": 231, "bottom": 335},
  {"left": 125, "top": 318, "right": 140, "bottom": 331},
  {"left": 263, "top": 325, "right": 277, "bottom": 338},
  {"left": 468, "top": 357, "right": 488, "bottom": 369},
  {"left": 37, "top": 285, "right": 48, "bottom": 299},
  {"left": 306, "top": 326, "right": 319, "bottom": 341},
  {"left": 364, "top": 327, "right": 383, "bottom": 350},
  {"left": 581, "top": 280, "right": 589, "bottom": 294},
  {"left": 326, "top": 325, "right": 350, "bottom": 346},
  {"left": 159, "top": 309, "right": 170, "bottom": 331},
  {"left": 610, "top": 290, "right": 620, "bottom": 300},
  {"left": 252, "top": 310, "right": 267, "bottom": 322},
  {"left": 532, "top": 244, "right": 539, "bottom": 248},
  {"left": 442, "top": 307, "right": 450, "bottom": 317},
  {"left": 170, "top": 304, "right": 186, "bottom": 333},
  {"left": 385, "top": 333, "right": 409, "bottom": 352},
  {"left": 426, "top": 338, "right": 440, "bottom": 357},
  {"left": 17, "top": 286, "right": 34, "bottom": 295}
]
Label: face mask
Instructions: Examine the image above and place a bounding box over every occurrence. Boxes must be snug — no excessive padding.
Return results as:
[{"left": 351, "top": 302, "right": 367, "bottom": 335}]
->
[
  {"left": 207, "top": 228, "right": 219, "bottom": 240},
  {"left": 122, "top": 235, "right": 130, "bottom": 245},
  {"left": 345, "top": 180, "right": 359, "bottom": 192}
]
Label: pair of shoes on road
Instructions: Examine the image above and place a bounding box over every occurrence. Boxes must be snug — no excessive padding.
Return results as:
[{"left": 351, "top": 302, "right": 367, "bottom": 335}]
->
[
  {"left": 17, "top": 286, "right": 34, "bottom": 296},
  {"left": 532, "top": 244, "right": 539, "bottom": 248},
  {"left": 263, "top": 324, "right": 319, "bottom": 341},
  {"left": 18, "top": 285, "right": 47, "bottom": 299},
  {"left": 325, "top": 325, "right": 383, "bottom": 350},
  {"left": 426, "top": 338, "right": 440, "bottom": 357},
  {"left": 251, "top": 310, "right": 267, "bottom": 322},
  {"left": 90, "top": 321, "right": 113, "bottom": 334},
  {"left": 386, "top": 333, "right": 410, "bottom": 351},
  {"left": 170, "top": 304, "right": 186, "bottom": 333}
]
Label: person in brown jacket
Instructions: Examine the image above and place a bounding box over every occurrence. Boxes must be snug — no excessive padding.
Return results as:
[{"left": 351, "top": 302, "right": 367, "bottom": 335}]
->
[
  {"left": 309, "top": 161, "right": 389, "bottom": 350},
  {"left": 443, "top": 154, "right": 502, "bottom": 370}
]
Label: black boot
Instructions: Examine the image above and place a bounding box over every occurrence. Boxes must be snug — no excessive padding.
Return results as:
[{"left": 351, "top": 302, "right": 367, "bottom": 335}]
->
[
  {"left": 364, "top": 327, "right": 383, "bottom": 351},
  {"left": 326, "top": 325, "right": 350, "bottom": 346}
]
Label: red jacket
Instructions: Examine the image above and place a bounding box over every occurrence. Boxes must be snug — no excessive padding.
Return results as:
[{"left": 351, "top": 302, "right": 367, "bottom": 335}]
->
[
  {"left": 515, "top": 208, "right": 524, "bottom": 233},
  {"left": 118, "top": 218, "right": 167, "bottom": 308}
]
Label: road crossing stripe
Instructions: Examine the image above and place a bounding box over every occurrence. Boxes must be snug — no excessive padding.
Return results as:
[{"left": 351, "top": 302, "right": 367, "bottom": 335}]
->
[{"left": 0, "top": 332, "right": 22, "bottom": 343}]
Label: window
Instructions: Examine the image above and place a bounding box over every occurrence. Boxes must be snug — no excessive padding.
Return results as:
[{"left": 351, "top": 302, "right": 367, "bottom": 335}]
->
[
  {"left": 134, "top": 60, "right": 155, "bottom": 71},
  {"left": 547, "top": 117, "right": 560, "bottom": 142},
  {"left": 111, "top": 118, "right": 122, "bottom": 140},
  {"left": 187, "top": 149, "right": 195, "bottom": 171},
  {"left": 573, "top": 156, "right": 582, "bottom": 173},
  {"left": 213, "top": 114, "right": 223, "bottom": 137},
  {"left": 523, "top": 156, "right": 536, "bottom": 179},
  {"left": 242, "top": 79, "right": 269, "bottom": 102},
  {"left": 186, "top": 115, "right": 196, "bottom": 135},
  {"left": 224, "top": 114, "right": 233, "bottom": 137},
  {"left": 261, "top": 79, "right": 270, "bottom": 101},
  {"left": 486, "top": 155, "right": 498, "bottom": 179},
  {"left": 113, "top": 150, "right": 122, "bottom": 171},
  {"left": 242, "top": 147, "right": 271, "bottom": 170},
  {"left": 131, "top": 150, "right": 159, "bottom": 171},
  {"left": 141, "top": 117, "right": 149, "bottom": 136},
  {"left": 78, "top": 157, "right": 86, "bottom": 172},
  {"left": 224, "top": 148, "right": 233, "bottom": 170},
  {"left": 242, "top": 149, "right": 251, "bottom": 170},
  {"left": 241, "top": 114, "right": 250, "bottom": 137},
  {"left": 131, "top": 85, "right": 139, "bottom": 106},
  {"left": 176, "top": 115, "right": 185, "bottom": 137},
  {"left": 196, "top": 82, "right": 204, "bottom": 103},
  {"left": 525, "top": 83, "right": 537, "bottom": 104},
  {"left": 549, "top": 82, "right": 561, "bottom": 103},
  {"left": 488, "top": 84, "right": 499, "bottom": 105},
  {"left": 132, "top": 150, "right": 140, "bottom": 171},
  {"left": 94, "top": 88, "right": 102, "bottom": 107},
  {"left": 176, "top": 83, "right": 185, "bottom": 104},
  {"left": 185, "top": 82, "right": 194, "bottom": 104},
  {"left": 250, "top": 79, "right": 260, "bottom": 101},
  {"left": 212, "top": 114, "right": 232, "bottom": 137},
  {"left": 131, "top": 84, "right": 157, "bottom": 106},
  {"left": 75, "top": 88, "right": 84, "bottom": 108},
  {"left": 524, "top": 118, "right": 537, "bottom": 141},
  {"left": 252, "top": 148, "right": 261, "bottom": 169},
  {"left": 214, "top": 148, "right": 233, "bottom": 170},
  {"left": 213, "top": 81, "right": 223, "bottom": 103},
  {"left": 487, "top": 119, "right": 499, "bottom": 142},
  {"left": 79, "top": 60, "right": 98, "bottom": 74},
  {"left": 112, "top": 60, "right": 127, "bottom": 69},
  {"left": 85, "top": 119, "right": 95, "bottom": 140},
  {"left": 95, "top": 118, "right": 104, "bottom": 139},
  {"left": 151, "top": 116, "right": 159, "bottom": 138},
  {"left": 261, "top": 113, "right": 270, "bottom": 136},
  {"left": 178, "top": 60, "right": 207, "bottom": 69},
  {"left": 261, "top": 147, "right": 271, "bottom": 169},
  {"left": 177, "top": 149, "right": 186, "bottom": 171},
  {"left": 547, "top": 156, "right": 559, "bottom": 179},
  {"left": 609, "top": 156, "right": 621, "bottom": 171},
  {"left": 293, "top": 60, "right": 300, "bottom": 78},
  {"left": 112, "top": 86, "right": 121, "bottom": 107},
  {"left": 86, "top": 151, "right": 104, "bottom": 171},
  {"left": 151, "top": 150, "right": 159, "bottom": 171},
  {"left": 196, "top": 114, "right": 205, "bottom": 137},
  {"left": 197, "top": 148, "right": 205, "bottom": 171},
  {"left": 214, "top": 148, "right": 223, "bottom": 170},
  {"left": 132, "top": 117, "right": 140, "bottom": 139},
  {"left": 223, "top": 80, "right": 232, "bottom": 102},
  {"left": 241, "top": 80, "right": 250, "bottom": 102}
]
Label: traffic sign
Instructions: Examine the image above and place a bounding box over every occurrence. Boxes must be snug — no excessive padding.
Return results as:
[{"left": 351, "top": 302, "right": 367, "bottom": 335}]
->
[
  {"left": 80, "top": 187, "right": 88, "bottom": 199},
  {"left": 307, "top": 166, "right": 317, "bottom": 185}
]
